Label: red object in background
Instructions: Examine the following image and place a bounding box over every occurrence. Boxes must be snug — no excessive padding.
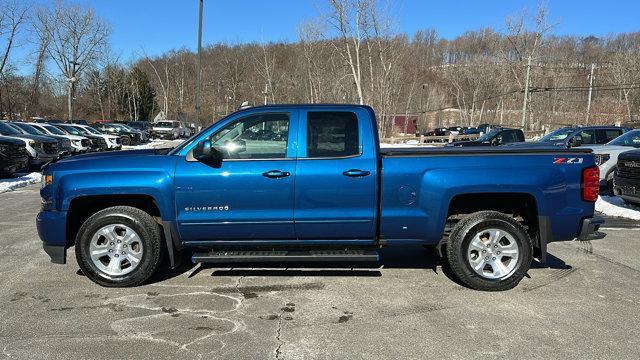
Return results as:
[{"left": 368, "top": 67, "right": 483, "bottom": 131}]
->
[{"left": 393, "top": 115, "right": 419, "bottom": 134}]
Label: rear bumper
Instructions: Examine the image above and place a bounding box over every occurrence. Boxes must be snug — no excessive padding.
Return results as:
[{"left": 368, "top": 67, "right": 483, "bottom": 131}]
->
[
  {"left": 36, "top": 210, "right": 68, "bottom": 264},
  {"left": 577, "top": 217, "right": 606, "bottom": 241}
]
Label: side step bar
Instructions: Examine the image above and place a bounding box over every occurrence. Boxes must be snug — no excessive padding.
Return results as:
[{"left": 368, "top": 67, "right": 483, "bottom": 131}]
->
[{"left": 192, "top": 250, "right": 379, "bottom": 264}]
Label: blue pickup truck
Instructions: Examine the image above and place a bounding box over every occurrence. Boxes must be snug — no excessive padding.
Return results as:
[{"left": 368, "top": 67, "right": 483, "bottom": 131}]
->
[{"left": 37, "top": 105, "right": 604, "bottom": 291}]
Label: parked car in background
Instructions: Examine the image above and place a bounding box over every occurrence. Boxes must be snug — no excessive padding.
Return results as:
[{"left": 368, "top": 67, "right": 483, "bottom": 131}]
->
[
  {"left": 9, "top": 122, "right": 73, "bottom": 157},
  {"left": 179, "top": 121, "right": 192, "bottom": 138},
  {"left": 119, "top": 124, "right": 149, "bottom": 142},
  {"left": 70, "top": 124, "right": 122, "bottom": 151},
  {"left": 29, "top": 123, "right": 91, "bottom": 154},
  {"left": 613, "top": 149, "right": 640, "bottom": 205},
  {"left": 0, "top": 136, "right": 29, "bottom": 177},
  {"left": 92, "top": 123, "right": 142, "bottom": 145},
  {"left": 463, "top": 127, "right": 481, "bottom": 135},
  {"left": 70, "top": 119, "right": 89, "bottom": 126},
  {"left": 151, "top": 120, "right": 181, "bottom": 139},
  {"left": 54, "top": 124, "right": 107, "bottom": 151},
  {"left": 536, "top": 126, "right": 627, "bottom": 148},
  {"left": 0, "top": 121, "right": 59, "bottom": 170},
  {"left": 587, "top": 129, "right": 640, "bottom": 193},
  {"left": 447, "top": 128, "right": 525, "bottom": 147},
  {"left": 126, "top": 121, "right": 151, "bottom": 139}
]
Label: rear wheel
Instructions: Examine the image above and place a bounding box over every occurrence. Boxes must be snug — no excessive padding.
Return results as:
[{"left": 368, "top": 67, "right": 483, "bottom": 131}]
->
[
  {"left": 75, "top": 206, "right": 163, "bottom": 287},
  {"left": 446, "top": 211, "right": 532, "bottom": 291}
]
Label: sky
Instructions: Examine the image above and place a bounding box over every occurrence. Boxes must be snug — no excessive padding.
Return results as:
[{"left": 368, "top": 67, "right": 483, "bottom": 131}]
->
[
  {"left": 10, "top": 0, "right": 640, "bottom": 70},
  {"left": 81, "top": 0, "right": 640, "bottom": 60}
]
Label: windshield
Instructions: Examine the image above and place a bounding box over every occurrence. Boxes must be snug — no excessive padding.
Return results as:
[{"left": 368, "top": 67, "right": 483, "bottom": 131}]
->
[
  {"left": 13, "top": 123, "right": 44, "bottom": 135},
  {"left": 58, "top": 125, "right": 83, "bottom": 135},
  {"left": 155, "top": 121, "right": 175, "bottom": 128},
  {"left": 71, "top": 125, "right": 92, "bottom": 135},
  {"left": 0, "top": 122, "right": 22, "bottom": 135},
  {"left": 477, "top": 129, "right": 500, "bottom": 142},
  {"left": 539, "top": 128, "right": 576, "bottom": 142},
  {"left": 83, "top": 126, "right": 102, "bottom": 135},
  {"left": 608, "top": 129, "right": 640, "bottom": 147},
  {"left": 42, "top": 124, "right": 66, "bottom": 135}
]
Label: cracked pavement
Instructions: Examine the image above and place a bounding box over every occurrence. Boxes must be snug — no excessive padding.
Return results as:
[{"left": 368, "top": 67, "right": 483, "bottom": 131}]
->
[{"left": 1, "top": 184, "right": 640, "bottom": 359}]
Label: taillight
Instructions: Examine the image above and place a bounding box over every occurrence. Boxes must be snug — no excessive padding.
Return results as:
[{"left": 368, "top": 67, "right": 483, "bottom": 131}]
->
[{"left": 582, "top": 166, "right": 599, "bottom": 202}]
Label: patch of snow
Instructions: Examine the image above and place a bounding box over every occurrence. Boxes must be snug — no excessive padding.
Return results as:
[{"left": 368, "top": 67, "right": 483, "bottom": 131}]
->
[
  {"left": 596, "top": 195, "right": 640, "bottom": 220},
  {"left": 0, "top": 172, "right": 42, "bottom": 194},
  {"left": 122, "top": 139, "right": 183, "bottom": 150}
]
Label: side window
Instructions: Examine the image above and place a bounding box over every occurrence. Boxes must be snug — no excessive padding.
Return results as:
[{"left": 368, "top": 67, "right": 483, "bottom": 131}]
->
[
  {"left": 577, "top": 129, "right": 595, "bottom": 144},
  {"left": 602, "top": 129, "right": 622, "bottom": 143},
  {"left": 211, "top": 113, "right": 289, "bottom": 159},
  {"left": 503, "top": 131, "right": 518, "bottom": 143},
  {"left": 307, "top": 111, "right": 359, "bottom": 158}
]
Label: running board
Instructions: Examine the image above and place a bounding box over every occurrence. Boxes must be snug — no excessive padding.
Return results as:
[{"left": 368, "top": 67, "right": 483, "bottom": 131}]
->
[{"left": 192, "top": 250, "right": 379, "bottom": 264}]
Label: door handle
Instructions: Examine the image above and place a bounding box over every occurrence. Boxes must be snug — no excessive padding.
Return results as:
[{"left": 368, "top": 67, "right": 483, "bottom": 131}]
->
[
  {"left": 343, "top": 169, "right": 371, "bottom": 177},
  {"left": 262, "top": 170, "right": 290, "bottom": 179}
]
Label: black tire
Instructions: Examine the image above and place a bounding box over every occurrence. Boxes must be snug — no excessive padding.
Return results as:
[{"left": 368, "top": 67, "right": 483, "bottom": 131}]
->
[
  {"left": 445, "top": 211, "right": 533, "bottom": 291},
  {"left": 121, "top": 136, "right": 131, "bottom": 146},
  {"left": 75, "top": 206, "right": 163, "bottom": 287}
]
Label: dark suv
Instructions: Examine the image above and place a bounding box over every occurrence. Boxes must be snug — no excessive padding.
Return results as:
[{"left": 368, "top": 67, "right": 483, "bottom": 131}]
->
[
  {"left": 538, "top": 126, "right": 627, "bottom": 148},
  {"left": 613, "top": 149, "right": 640, "bottom": 205},
  {"left": 448, "top": 128, "right": 525, "bottom": 147},
  {"left": 0, "top": 136, "right": 29, "bottom": 177}
]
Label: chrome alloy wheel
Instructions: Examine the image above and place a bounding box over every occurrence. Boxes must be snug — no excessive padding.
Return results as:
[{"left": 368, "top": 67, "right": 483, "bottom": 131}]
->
[
  {"left": 467, "top": 228, "right": 520, "bottom": 280},
  {"left": 89, "top": 224, "right": 144, "bottom": 277}
]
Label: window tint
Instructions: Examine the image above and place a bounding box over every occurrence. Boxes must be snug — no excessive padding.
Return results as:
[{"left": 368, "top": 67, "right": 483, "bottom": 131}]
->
[
  {"left": 502, "top": 130, "right": 519, "bottom": 143},
  {"left": 307, "top": 112, "right": 359, "bottom": 158},
  {"left": 602, "top": 129, "right": 622, "bottom": 143},
  {"left": 577, "top": 129, "right": 595, "bottom": 144},
  {"left": 211, "top": 113, "right": 289, "bottom": 159}
]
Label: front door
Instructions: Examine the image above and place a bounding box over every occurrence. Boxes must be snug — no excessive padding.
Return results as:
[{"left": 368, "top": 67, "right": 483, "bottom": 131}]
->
[
  {"left": 293, "top": 110, "right": 377, "bottom": 240},
  {"left": 175, "top": 111, "right": 297, "bottom": 241}
]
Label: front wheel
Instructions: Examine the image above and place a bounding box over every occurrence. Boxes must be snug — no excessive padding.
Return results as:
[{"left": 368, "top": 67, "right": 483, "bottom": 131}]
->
[
  {"left": 75, "top": 206, "right": 163, "bottom": 287},
  {"left": 121, "top": 136, "right": 131, "bottom": 146},
  {"left": 446, "top": 211, "right": 532, "bottom": 291}
]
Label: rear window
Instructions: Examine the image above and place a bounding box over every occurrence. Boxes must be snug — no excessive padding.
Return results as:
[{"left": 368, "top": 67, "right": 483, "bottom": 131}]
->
[{"left": 306, "top": 112, "right": 359, "bottom": 158}]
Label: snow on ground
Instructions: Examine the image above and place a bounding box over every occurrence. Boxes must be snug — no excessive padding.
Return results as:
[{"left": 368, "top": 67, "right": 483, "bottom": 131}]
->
[
  {"left": 122, "top": 139, "right": 183, "bottom": 150},
  {"left": 0, "top": 172, "right": 42, "bottom": 194},
  {"left": 596, "top": 195, "right": 640, "bottom": 220}
]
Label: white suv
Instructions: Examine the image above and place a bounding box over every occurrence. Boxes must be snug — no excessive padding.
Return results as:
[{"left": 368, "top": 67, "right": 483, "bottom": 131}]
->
[
  {"left": 30, "top": 123, "right": 90, "bottom": 154},
  {"left": 588, "top": 129, "right": 640, "bottom": 193},
  {"left": 73, "top": 124, "right": 122, "bottom": 150},
  {"left": 152, "top": 120, "right": 181, "bottom": 139}
]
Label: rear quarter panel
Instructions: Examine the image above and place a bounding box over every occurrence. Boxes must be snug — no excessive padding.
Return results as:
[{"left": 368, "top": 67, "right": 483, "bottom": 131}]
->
[{"left": 380, "top": 152, "right": 595, "bottom": 243}]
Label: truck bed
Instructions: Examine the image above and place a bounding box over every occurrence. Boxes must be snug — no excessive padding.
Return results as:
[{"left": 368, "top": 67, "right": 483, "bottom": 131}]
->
[{"left": 380, "top": 146, "right": 592, "bottom": 156}]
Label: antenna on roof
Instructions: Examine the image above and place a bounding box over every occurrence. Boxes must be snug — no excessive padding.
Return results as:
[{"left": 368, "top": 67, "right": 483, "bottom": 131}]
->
[{"left": 238, "top": 101, "right": 251, "bottom": 110}]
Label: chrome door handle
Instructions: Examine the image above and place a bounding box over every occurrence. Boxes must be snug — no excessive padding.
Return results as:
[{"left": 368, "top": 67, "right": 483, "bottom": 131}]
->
[
  {"left": 343, "top": 169, "right": 371, "bottom": 177},
  {"left": 262, "top": 170, "right": 291, "bottom": 179}
]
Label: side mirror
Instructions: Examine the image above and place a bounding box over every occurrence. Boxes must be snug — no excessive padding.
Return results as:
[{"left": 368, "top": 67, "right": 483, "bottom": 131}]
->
[{"left": 193, "top": 139, "right": 223, "bottom": 168}]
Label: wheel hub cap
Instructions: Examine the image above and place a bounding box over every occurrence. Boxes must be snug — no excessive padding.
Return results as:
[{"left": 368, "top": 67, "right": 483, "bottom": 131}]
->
[
  {"left": 467, "top": 228, "right": 519, "bottom": 280},
  {"left": 89, "top": 224, "right": 143, "bottom": 276}
]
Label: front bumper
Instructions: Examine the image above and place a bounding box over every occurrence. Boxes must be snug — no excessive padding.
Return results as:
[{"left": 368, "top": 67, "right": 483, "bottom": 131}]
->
[
  {"left": 613, "top": 175, "right": 640, "bottom": 204},
  {"left": 36, "top": 210, "right": 68, "bottom": 264},
  {"left": 0, "top": 156, "right": 29, "bottom": 176},
  {"left": 577, "top": 217, "right": 606, "bottom": 241}
]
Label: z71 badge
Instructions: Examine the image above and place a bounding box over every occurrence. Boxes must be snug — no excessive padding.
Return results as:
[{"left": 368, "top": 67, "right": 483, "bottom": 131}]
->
[{"left": 553, "top": 157, "right": 584, "bottom": 164}]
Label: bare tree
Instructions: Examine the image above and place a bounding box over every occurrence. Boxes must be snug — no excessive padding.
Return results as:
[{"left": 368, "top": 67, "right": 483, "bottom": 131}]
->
[{"left": 35, "top": 1, "right": 110, "bottom": 120}]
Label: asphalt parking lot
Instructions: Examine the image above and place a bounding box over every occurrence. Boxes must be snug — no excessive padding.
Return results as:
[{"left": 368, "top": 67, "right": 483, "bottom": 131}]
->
[{"left": 1, "top": 186, "right": 639, "bottom": 360}]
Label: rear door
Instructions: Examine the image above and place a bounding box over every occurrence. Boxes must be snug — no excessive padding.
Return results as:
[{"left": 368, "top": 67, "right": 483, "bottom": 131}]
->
[{"left": 293, "top": 109, "right": 378, "bottom": 240}]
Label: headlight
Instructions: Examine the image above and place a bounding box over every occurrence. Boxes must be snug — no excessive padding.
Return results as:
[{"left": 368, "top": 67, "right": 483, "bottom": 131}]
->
[
  {"left": 72, "top": 140, "right": 81, "bottom": 146},
  {"left": 595, "top": 153, "right": 610, "bottom": 166}
]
